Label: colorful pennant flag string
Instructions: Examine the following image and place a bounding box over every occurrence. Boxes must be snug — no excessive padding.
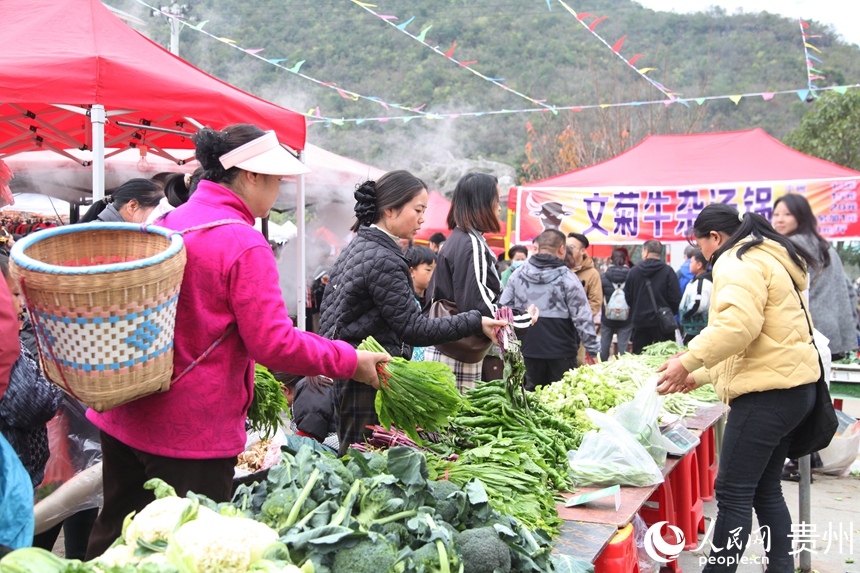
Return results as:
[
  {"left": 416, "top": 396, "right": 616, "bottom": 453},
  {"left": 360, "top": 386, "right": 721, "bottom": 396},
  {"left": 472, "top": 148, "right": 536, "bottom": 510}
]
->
[
  {"left": 799, "top": 19, "right": 825, "bottom": 97},
  {"left": 131, "top": 0, "right": 428, "bottom": 119},
  {"left": 304, "top": 83, "right": 860, "bottom": 126},
  {"left": 552, "top": 0, "right": 681, "bottom": 105},
  {"left": 347, "top": 0, "right": 560, "bottom": 113}
]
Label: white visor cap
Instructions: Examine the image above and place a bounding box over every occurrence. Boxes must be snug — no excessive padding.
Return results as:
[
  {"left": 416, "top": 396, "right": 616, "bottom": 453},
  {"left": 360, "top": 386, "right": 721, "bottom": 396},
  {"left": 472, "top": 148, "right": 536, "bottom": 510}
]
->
[{"left": 218, "top": 130, "right": 310, "bottom": 176}]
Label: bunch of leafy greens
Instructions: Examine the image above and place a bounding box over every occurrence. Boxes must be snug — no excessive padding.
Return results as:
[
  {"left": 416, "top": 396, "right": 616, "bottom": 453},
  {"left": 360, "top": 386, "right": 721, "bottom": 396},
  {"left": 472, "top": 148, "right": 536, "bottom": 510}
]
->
[
  {"left": 358, "top": 336, "right": 465, "bottom": 443},
  {"left": 247, "top": 364, "right": 289, "bottom": 439}
]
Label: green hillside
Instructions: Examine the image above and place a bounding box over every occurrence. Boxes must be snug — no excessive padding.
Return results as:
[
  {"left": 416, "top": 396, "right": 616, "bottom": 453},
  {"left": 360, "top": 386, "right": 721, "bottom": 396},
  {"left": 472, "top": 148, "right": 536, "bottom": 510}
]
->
[{"left": 118, "top": 0, "right": 860, "bottom": 177}]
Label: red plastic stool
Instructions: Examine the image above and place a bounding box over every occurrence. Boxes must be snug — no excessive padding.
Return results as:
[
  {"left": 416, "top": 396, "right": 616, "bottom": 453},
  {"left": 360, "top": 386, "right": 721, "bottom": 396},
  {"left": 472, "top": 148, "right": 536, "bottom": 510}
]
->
[
  {"left": 594, "top": 523, "right": 640, "bottom": 573},
  {"left": 640, "top": 473, "right": 676, "bottom": 531},
  {"left": 639, "top": 475, "right": 682, "bottom": 572},
  {"left": 695, "top": 427, "right": 718, "bottom": 502},
  {"left": 671, "top": 450, "right": 705, "bottom": 550}
]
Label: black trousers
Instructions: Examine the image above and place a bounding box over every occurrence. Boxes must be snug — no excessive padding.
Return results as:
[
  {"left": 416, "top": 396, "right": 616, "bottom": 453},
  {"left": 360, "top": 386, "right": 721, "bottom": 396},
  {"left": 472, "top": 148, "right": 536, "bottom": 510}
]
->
[
  {"left": 523, "top": 356, "right": 577, "bottom": 391},
  {"left": 703, "top": 383, "right": 815, "bottom": 573},
  {"left": 85, "top": 431, "right": 236, "bottom": 560},
  {"left": 32, "top": 507, "right": 98, "bottom": 560},
  {"left": 631, "top": 325, "right": 675, "bottom": 354}
]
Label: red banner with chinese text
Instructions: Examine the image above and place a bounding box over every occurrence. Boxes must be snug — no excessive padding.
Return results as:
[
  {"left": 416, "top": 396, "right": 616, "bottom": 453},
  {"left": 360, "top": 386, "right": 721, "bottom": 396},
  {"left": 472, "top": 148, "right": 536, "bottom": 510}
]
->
[{"left": 513, "top": 178, "right": 860, "bottom": 244}]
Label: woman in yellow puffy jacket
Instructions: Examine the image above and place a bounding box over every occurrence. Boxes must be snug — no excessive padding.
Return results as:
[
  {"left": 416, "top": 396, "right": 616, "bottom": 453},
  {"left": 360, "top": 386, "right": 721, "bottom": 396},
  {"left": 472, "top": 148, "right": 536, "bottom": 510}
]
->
[{"left": 657, "top": 203, "right": 819, "bottom": 573}]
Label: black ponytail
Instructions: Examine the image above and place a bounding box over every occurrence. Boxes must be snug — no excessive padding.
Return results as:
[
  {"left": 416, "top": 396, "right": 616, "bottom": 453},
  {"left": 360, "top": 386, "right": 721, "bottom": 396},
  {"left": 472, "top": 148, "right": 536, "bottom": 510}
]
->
[
  {"left": 192, "top": 124, "right": 266, "bottom": 186},
  {"left": 79, "top": 178, "right": 162, "bottom": 223},
  {"left": 692, "top": 203, "right": 813, "bottom": 271}
]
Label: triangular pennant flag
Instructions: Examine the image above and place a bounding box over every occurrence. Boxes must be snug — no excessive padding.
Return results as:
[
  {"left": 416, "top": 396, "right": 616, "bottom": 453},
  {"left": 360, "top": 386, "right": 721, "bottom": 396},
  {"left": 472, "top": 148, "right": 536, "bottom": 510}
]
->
[
  {"left": 572, "top": 107, "right": 583, "bottom": 112},
  {"left": 396, "top": 16, "right": 415, "bottom": 31},
  {"left": 444, "top": 40, "right": 457, "bottom": 58},
  {"left": 729, "top": 95, "right": 742, "bottom": 105},
  {"left": 799, "top": 20, "right": 809, "bottom": 29},
  {"left": 416, "top": 25, "right": 432, "bottom": 42},
  {"left": 378, "top": 118, "right": 390, "bottom": 123},
  {"left": 834, "top": 86, "right": 849, "bottom": 94},
  {"left": 315, "top": 107, "right": 322, "bottom": 118},
  {"left": 267, "top": 58, "right": 288, "bottom": 64},
  {"left": 350, "top": 0, "right": 377, "bottom": 6},
  {"left": 485, "top": 77, "right": 505, "bottom": 82},
  {"left": 411, "top": 103, "right": 427, "bottom": 112},
  {"left": 288, "top": 60, "right": 305, "bottom": 74},
  {"left": 663, "top": 100, "right": 673, "bottom": 107},
  {"left": 695, "top": 98, "right": 706, "bottom": 105},
  {"left": 589, "top": 16, "right": 608, "bottom": 31},
  {"left": 629, "top": 53, "right": 645, "bottom": 65},
  {"left": 557, "top": 0, "right": 577, "bottom": 17},
  {"left": 331, "top": 120, "right": 344, "bottom": 126},
  {"left": 804, "top": 43, "right": 822, "bottom": 53},
  {"left": 306, "top": 108, "right": 316, "bottom": 116},
  {"left": 808, "top": 54, "right": 823, "bottom": 63},
  {"left": 217, "top": 37, "right": 237, "bottom": 44},
  {"left": 797, "top": 89, "right": 810, "bottom": 101},
  {"left": 577, "top": 12, "right": 595, "bottom": 20},
  {"left": 761, "top": 92, "right": 775, "bottom": 100},
  {"left": 545, "top": 0, "right": 552, "bottom": 10},
  {"left": 459, "top": 60, "right": 478, "bottom": 66},
  {"left": 356, "top": 119, "right": 366, "bottom": 124},
  {"left": 612, "top": 35, "right": 627, "bottom": 53},
  {"left": 377, "top": 15, "right": 397, "bottom": 21},
  {"left": 402, "top": 117, "right": 415, "bottom": 123},
  {"left": 189, "top": 20, "right": 208, "bottom": 31},
  {"left": 599, "top": 104, "right": 610, "bottom": 108},
  {"left": 244, "top": 48, "right": 264, "bottom": 54},
  {"left": 638, "top": 67, "right": 656, "bottom": 74},
  {"left": 809, "top": 67, "right": 824, "bottom": 74}
]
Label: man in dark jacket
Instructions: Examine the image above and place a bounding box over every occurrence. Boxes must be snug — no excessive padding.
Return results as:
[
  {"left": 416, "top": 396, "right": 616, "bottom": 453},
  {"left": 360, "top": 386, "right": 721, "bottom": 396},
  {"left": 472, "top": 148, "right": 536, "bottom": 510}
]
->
[
  {"left": 500, "top": 229, "right": 598, "bottom": 390},
  {"left": 624, "top": 240, "right": 682, "bottom": 353}
]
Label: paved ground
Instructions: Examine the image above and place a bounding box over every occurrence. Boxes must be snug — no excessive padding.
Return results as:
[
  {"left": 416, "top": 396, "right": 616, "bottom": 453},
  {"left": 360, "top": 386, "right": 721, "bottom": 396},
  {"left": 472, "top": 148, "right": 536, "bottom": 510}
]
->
[{"left": 677, "top": 399, "right": 860, "bottom": 573}]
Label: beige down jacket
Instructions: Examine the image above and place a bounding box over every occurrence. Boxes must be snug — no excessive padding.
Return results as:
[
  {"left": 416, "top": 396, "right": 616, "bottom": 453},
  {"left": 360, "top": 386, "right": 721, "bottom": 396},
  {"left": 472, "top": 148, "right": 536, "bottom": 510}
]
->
[{"left": 679, "top": 238, "right": 820, "bottom": 403}]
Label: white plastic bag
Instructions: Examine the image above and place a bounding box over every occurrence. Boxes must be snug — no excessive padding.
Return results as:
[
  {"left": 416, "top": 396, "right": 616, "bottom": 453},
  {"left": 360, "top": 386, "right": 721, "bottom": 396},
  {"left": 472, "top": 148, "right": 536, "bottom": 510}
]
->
[
  {"left": 614, "top": 378, "right": 667, "bottom": 467},
  {"left": 567, "top": 408, "right": 664, "bottom": 487},
  {"left": 817, "top": 422, "right": 860, "bottom": 476}
]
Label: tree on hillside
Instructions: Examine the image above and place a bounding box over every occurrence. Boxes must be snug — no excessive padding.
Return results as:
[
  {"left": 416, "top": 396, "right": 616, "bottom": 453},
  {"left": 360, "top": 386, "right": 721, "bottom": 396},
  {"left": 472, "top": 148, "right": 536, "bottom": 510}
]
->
[{"left": 783, "top": 90, "right": 860, "bottom": 170}]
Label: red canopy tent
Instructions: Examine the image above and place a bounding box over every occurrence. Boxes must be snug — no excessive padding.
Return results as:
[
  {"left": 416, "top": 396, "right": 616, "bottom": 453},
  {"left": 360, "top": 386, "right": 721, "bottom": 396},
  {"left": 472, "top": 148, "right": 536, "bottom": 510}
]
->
[
  {"left": 0, "top": 0, "right": 306, "bottom": 200},
  {"left": 514, "top": 129, "right": 860, "bottom": 244}
]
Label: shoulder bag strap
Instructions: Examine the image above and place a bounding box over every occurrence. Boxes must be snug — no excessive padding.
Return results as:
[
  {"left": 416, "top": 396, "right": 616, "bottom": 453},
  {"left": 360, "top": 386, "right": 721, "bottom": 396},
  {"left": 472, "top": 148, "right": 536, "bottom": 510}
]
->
[{"left": 644, "top": 278, "right": 660, "bottom": 313}]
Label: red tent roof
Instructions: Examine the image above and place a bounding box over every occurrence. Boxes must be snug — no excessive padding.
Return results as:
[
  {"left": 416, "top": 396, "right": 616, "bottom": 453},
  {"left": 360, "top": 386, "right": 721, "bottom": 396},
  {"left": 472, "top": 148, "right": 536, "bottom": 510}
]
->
[
  {"left": 523, "top": 129, "right": 860, "bottom": 190},
  {"left": 0, "top": 0, "right": 306, "bottom": 154}
]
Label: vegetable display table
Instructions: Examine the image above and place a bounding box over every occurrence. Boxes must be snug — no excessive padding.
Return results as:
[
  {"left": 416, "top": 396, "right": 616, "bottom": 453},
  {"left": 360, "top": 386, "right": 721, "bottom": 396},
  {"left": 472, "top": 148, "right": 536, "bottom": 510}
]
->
[
  {"left": 553, "top": 521, "right": 619, "bottom": 563},
  {"left": 552, "top": 403, "right": 727, "bottom": 565}
]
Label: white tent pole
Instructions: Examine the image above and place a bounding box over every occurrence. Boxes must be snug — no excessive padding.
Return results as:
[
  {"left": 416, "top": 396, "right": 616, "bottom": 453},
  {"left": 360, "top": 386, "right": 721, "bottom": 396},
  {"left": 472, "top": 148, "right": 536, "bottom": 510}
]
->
[
  {"left": 91, "top": 104, "right": 106, "bottom": 201},
  {"left": 296, "top": 150, "right": 307, "bottom": 332}
]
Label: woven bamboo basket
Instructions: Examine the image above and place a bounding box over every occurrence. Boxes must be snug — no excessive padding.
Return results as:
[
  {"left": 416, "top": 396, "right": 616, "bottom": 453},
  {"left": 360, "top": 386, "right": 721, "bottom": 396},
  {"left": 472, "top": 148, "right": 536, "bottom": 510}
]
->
[{"left": 9, "top": 223, "right": 186, "bottom": 412}]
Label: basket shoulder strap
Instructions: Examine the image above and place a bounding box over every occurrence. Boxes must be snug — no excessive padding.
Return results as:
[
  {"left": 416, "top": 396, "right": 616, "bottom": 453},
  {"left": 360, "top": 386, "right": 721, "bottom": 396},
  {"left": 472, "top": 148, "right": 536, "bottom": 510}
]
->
[
  {"left": 142, "top": 216, "right": 253, "bottom": 235},
  {"left": 171, "top": 323, "right": 237, "bottom": 387}
]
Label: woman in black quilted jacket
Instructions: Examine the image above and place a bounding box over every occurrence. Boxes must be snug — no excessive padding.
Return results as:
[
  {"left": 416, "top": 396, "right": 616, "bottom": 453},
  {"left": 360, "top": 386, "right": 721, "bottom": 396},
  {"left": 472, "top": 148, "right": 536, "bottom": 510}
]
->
[{"left": 319, "top": 170, "right": 505, "bottom": 454}]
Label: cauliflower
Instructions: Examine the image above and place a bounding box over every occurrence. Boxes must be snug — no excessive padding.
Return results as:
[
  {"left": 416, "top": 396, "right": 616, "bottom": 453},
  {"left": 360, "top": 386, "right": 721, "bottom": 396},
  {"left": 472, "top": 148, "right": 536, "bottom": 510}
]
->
[
  {"left": 168, "top": 513, "right": 279, "bottom": 573},
  {"left": 95, "top": 543, "right": 140, "bottom": 567},
  {"left": 124, "top": 496, "right": 199, "bottom": 545}
]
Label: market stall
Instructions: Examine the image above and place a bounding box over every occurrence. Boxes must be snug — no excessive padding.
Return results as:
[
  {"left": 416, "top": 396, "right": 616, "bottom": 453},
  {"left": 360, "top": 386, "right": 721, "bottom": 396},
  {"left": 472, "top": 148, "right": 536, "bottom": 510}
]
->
[{"left": 512, "top": 129, "right": 860, "bottom": 246}]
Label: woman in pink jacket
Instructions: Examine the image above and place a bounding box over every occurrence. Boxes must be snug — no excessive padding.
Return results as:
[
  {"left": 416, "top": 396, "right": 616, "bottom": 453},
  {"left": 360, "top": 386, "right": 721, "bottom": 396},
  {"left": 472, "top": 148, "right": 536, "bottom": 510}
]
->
[{"left": 86, "top": 124, "right": 388, "bottom": 557}]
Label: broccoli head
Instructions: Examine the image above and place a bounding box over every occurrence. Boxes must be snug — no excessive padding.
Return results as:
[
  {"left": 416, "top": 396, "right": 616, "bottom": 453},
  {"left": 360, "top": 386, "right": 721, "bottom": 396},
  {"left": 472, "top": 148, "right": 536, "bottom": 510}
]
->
[
  {"left": 331, "top": 536, "right": 398, "bottom": 573},
  {"left": 367, "top": 451, "right": 388, "bottom": 475},
  {"left": 260, "top": 489, "right": 318, "bottom": 533},
  {"left": 427, "top": 480, "right": 465, "bottom": 524},
  {"left": 458, "top": 527, "right": 511, "bottom": 573},
  {"left": 355, "top": 479, "right": 415, "bottom": 529}
]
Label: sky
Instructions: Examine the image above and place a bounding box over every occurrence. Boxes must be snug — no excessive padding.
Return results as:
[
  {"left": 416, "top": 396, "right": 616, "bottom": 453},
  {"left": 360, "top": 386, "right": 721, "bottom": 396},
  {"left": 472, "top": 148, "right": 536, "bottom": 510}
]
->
[{"left": 634, "top": 0, "right": 860, "bottom": 47}]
